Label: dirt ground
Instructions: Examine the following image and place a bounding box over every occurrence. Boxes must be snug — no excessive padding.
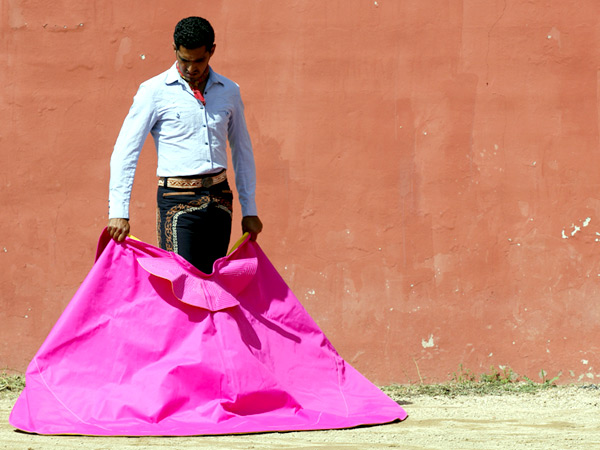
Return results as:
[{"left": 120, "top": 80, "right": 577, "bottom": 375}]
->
[{"left": 1, "top": 386, "right": 599, "bottom": 450}]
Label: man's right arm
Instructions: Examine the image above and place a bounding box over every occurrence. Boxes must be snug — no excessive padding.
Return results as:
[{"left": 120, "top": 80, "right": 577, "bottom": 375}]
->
[{"left": 107, "top": 83, "right": 157, "bottom": 240}]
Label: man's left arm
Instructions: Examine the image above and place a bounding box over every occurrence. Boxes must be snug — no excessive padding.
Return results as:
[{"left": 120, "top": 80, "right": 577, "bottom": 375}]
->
[{"left": 228, "top": 85, "right": 262, "bottom": 241}]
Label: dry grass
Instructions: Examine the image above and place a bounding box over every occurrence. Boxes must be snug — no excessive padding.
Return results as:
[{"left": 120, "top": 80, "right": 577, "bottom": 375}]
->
[
  {"left": 4, "top": 365, "right": 590, "bottom": 402},
  {"left": 0, "top": 373, "right": 25, "bottom": 399},
  {"left": 382, "top": 365, "right": 566, "bottom": 399}
]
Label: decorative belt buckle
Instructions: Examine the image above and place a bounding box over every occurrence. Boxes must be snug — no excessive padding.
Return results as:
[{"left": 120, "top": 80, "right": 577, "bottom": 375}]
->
[{"left": 202, "top": 177, "right": 214, "bottom": 188}]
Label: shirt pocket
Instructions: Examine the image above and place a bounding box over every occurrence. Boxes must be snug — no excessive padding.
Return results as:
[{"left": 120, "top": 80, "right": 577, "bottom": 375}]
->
[{"left": 157, "top": 103, "right": 200, "bottom": 133}]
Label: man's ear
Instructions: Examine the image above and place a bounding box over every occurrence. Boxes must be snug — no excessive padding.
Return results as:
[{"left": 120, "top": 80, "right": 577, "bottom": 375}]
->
[
  {"left": 173, "top": 43, "right": 177, "bottom": 52},
  {"left": 209, "top": 44, "right": 216, "bottom": 57}
]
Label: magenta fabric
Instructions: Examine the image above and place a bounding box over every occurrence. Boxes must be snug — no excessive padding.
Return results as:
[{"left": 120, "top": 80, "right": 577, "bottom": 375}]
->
[{"left": 10, "top": 230, "right": 407, "bottom": 436}]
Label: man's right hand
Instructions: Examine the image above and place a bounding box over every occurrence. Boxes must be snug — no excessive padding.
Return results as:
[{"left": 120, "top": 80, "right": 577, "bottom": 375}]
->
[{"left": 107, "top": 218, "right": 130, "bottom": 242}]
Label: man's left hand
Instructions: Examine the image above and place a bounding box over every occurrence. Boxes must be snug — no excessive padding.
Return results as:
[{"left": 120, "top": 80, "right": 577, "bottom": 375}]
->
[{"left": 242, "top": 216, "right": 263, "bottom": 241}]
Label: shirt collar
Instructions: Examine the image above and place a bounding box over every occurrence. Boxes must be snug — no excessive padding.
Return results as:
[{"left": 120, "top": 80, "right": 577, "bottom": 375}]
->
[{"left": 165, "top": 62, "right": 224, "bottom": 88}]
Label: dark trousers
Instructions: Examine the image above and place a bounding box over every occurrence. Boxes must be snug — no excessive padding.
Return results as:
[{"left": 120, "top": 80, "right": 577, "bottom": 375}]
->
[{"left": 156, "top": 180, "right": 233, "bottom": 274}]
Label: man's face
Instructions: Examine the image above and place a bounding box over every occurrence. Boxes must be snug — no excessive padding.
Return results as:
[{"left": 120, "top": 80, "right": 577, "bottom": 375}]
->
[{"left": 174, "top": 44, "right": 216, "bottom": 82}]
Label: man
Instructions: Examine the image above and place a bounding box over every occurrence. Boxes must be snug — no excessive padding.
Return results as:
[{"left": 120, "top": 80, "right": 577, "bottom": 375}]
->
[{"left": 107, "top": 16, "right": 262, "bottom": 274}]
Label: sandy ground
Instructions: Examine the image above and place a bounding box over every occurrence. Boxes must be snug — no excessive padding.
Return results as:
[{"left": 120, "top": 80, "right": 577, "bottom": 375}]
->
[{"left": 1, "top": 386, "right": 599, "bottom": 450}]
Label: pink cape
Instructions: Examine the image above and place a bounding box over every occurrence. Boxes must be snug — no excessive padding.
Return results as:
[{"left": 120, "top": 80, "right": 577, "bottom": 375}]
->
[{"left": 10, "top": 231, "right": 407, "bottom": 436}]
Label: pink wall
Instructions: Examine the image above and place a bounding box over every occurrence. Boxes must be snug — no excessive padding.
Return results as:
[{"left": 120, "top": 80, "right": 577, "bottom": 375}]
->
[{"left": 2, "top": 0, "right": 600, "bottom": 384}]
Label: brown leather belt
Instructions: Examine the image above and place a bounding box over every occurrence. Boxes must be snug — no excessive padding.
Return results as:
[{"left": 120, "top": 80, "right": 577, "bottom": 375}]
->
[{"left": 158, "top": 171, "right": 227, "bottom": 189}]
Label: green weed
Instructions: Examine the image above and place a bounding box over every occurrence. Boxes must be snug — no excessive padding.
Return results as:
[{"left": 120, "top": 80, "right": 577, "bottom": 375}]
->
[
  {"left": 1, "top": 366, "right": 563, "bottom": 401},
  {"left": 383, "top": 365, "right": 560, "bottom": 398}
]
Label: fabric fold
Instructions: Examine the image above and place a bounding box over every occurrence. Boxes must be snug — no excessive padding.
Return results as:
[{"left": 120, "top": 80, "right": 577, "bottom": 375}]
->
[{"left": 10, "top": 229, "right": 407, "bottom": 436}]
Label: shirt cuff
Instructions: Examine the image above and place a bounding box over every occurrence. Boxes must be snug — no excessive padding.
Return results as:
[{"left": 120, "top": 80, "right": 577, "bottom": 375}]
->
[
  {"left": 108, "top": 203, "right": 130, "bottom": 220},
  {"left": 240, "top": 199, "right": 258, "bottom": 217}
]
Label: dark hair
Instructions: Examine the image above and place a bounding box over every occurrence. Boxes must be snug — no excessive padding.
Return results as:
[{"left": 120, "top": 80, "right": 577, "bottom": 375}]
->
[{"left": 173, "top": 17, "right": 215, "bottom": 50}]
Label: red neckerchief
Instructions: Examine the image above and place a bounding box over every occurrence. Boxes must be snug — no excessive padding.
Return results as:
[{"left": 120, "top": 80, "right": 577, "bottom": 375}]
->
[{"left": 176, "top": 62, "right": 210, "bottom": 105}]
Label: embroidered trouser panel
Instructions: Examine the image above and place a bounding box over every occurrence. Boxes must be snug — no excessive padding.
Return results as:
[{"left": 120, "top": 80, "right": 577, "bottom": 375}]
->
[{"left": 156, "top": 180, "right": 233, "bottom": 274}]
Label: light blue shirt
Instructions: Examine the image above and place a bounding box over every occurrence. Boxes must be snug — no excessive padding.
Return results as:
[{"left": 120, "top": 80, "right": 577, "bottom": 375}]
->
[{"left": 109, "top": 63, "right": 257, "bottom": 219}]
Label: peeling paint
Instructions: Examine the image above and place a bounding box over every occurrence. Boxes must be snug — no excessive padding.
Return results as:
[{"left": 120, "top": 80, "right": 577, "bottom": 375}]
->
[
  {"left": 571, "top": 225, "right": 581, "bottom": 236},
  {"left": 563, "top": 218, "right": 592, "bottom": 238},
  {"left": 546, "top": 26, "right": 562, "bottom": 47},
  {"left": 421, "top": 335, "right": 435, "bottom": 349},
  {"left": 303, "top": 289, "right": 316, "bottom": 301}
]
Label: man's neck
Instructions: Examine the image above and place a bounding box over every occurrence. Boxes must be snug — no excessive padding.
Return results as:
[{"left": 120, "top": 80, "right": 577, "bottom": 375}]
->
[{"left": 176, "top": 62, "right": 210, "bottom": 89}]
